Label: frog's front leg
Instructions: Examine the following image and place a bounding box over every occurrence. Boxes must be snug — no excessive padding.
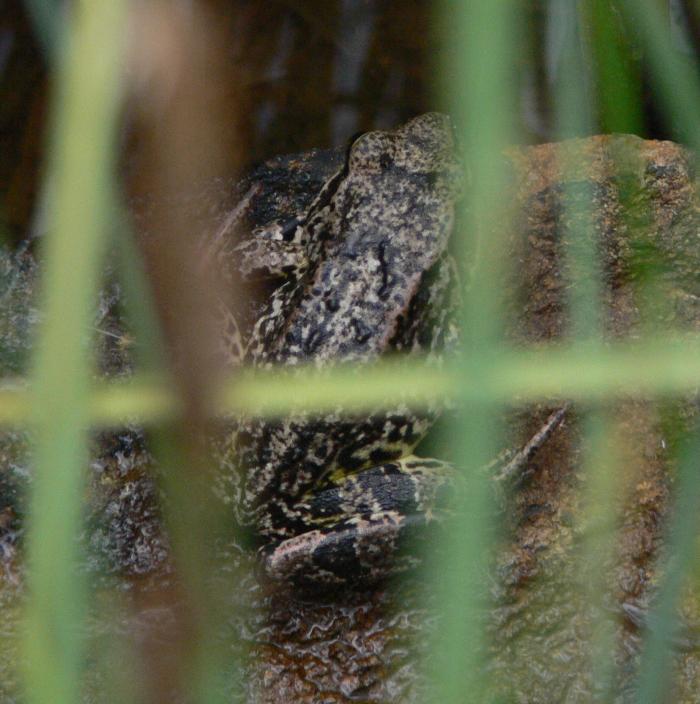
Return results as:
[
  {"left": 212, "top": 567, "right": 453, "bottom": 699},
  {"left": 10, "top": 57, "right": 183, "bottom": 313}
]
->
[
  {"left": 215, "top": 218, "right": 309, "bottom": 366},
  {"left": 262, "top": 457, "right": 454, "bottom": 587},
  {"left": 233, "top": 223, "right": 307, "bottom": 280}
]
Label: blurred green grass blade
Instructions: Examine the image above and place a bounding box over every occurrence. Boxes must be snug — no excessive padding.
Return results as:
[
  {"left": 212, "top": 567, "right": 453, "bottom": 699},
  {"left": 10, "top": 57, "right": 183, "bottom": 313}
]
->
[
  {"left": 148, "top": 427, "right": 242, "bottom": 704},
  {"left": 614, "top": 1, "right": 700, "bottom": 698},
  {"left": 427, "top": 401, "right": 500, "bottom": 702},
  {"left": 554, "top": 2, "right": 601, "bottom": 341},
  {"left": 110, "top": 201, "right": 170, "bottom": 373},
  {"left": 552, "top": 1, "right": 594, "bottom": 139},
  {"left": 618, "top": 0, "right": 700, "bottom": 148},
  {"left": 22, "top": 0, "right": 64, "bottom": 60},
  {"left": 584, "top": 0, "right": 644, "bottom": 135},
  {"left": 552, "top": 1, "right": 604, "bottom": 358},
  {"left": 21, "top": 2, "right": 127, "bottom": 703},
  {"left": 555, "top": 179, "right": 601, "bottom": 348},
  {"left": 430, "top": 1, "right": 517, "bottom": 701},
  {"left": 636, "top": 424, "right": 700, "bottom": 703},
  {"left": 110, "top": 187, "right": 238, "bottom": 704},
  {"left": 577, "top": 410, "right": 621, "bottom": 699},
  {"left": 8, "top": 334, "right": 700, "bottom": 427},
  {"left": 554, "top": 8, "right": 620, "bottom": 695}
]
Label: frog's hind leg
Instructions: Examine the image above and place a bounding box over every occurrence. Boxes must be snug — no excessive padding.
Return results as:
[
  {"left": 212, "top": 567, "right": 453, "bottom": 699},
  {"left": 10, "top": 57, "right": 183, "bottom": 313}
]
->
[{"left": 263, "top": 456, "right": 454, "bottom": 587}]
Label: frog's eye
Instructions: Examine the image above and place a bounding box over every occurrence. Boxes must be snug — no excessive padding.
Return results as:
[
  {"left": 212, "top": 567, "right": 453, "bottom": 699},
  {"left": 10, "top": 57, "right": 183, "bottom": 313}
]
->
[
  {"left": 348, "top": 131, "right": 395, "bottom": 172},
  {"left": 379, "top": 152, "right": 394, "bottom": 170}
]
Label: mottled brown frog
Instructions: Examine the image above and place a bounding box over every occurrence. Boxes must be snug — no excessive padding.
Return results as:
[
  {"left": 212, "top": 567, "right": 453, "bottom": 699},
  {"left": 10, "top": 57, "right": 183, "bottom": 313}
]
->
[{"left": 221, "top": 113, "right": 463, "bottom": 587}]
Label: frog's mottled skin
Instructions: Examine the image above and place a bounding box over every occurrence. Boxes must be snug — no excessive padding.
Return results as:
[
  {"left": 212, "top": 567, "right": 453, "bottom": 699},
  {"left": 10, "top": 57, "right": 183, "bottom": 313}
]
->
[{"left": 222, "top": 113, "right": 463, "bottom": 586}]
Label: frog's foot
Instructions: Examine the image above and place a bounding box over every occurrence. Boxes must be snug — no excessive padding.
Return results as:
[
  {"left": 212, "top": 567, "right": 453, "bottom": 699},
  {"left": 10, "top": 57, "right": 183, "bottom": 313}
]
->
[{"left": 262, "top": 456, "right": 454, "bottom": 587}]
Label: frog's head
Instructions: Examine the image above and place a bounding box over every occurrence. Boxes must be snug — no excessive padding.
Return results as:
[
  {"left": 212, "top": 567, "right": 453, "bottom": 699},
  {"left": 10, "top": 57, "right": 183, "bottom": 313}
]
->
[{"left": 348, "top": 112, "right": 458, "bottom": 176}]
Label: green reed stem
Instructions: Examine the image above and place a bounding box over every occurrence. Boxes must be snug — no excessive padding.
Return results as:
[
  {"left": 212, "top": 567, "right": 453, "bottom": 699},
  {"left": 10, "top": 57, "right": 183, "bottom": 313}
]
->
[
  {"left": 6, "top": 335, "right": 700, "bottom": 427},
  {"left": 614, "top": 2, "right": 700, "bottom": 699},
  {"left": 618, "top": 0, "right": 700, "bottom": 149},
  {"left": 428, "top": 1, "right": 517, "bottom": 701},
  {"left": 21, "top": 3, "right": 126, "bottom": 703},
  {"left": 636, "top": 424, "right": 700, "bottom": 703},
  {"left": 584, "top": 0, "right": 644, "bottom": 135},
  {"left": 21, "top": 0, "right": 63, "bottom": 60},
  {"left": 554, "top": 6, "right": 622, "bottom": 698}
]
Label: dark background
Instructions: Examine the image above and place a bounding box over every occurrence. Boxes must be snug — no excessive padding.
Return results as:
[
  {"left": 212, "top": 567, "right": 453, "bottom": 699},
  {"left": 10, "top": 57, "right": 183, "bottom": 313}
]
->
[{"left": 1, "top": 0, "right": 698, "bottom": 247}]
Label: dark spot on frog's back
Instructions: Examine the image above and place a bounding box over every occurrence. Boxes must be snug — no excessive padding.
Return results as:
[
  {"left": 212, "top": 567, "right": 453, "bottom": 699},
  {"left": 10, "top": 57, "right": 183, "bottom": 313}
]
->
[
  {"left": 376, "top": 241, "right": 390, "bottom": 299},
  {"left": 285, "top": 325, "right": 318, "bottom": 357},
  {"left": 392, "top": 292, "right": 405, "bottom": 308},
  {"left": 324, "top": 291, "right": 340, "bottom": 312},
  {"left": 352, "top": 318, "right": 373, "bottom": 345},
  {"left": 418, "top": 459, "right": 446, "bottom": 469},
  {"left": 336, "top": 447, "right": 365, "bottom": 472},
  {"left": 405, "top": 427, "right": 422, "bottom": 444},
  {"left": 280, "top": 216, "right": 303, "bottom": 241},
  {"left": 387, "top": 421, "right": 407, "bottom": 443},
  {"left": 302, "top": 327, "right": 322, "bottom": 355},
  {"left": 369, "top": 447, "right": 401, "bottom": 463}
]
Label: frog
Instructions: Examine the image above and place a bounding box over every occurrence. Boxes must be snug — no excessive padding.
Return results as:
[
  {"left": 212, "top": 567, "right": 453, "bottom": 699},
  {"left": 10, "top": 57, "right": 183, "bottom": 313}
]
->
[{"left": 216, "top": 112, "right": 464, "bottom": 588}]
